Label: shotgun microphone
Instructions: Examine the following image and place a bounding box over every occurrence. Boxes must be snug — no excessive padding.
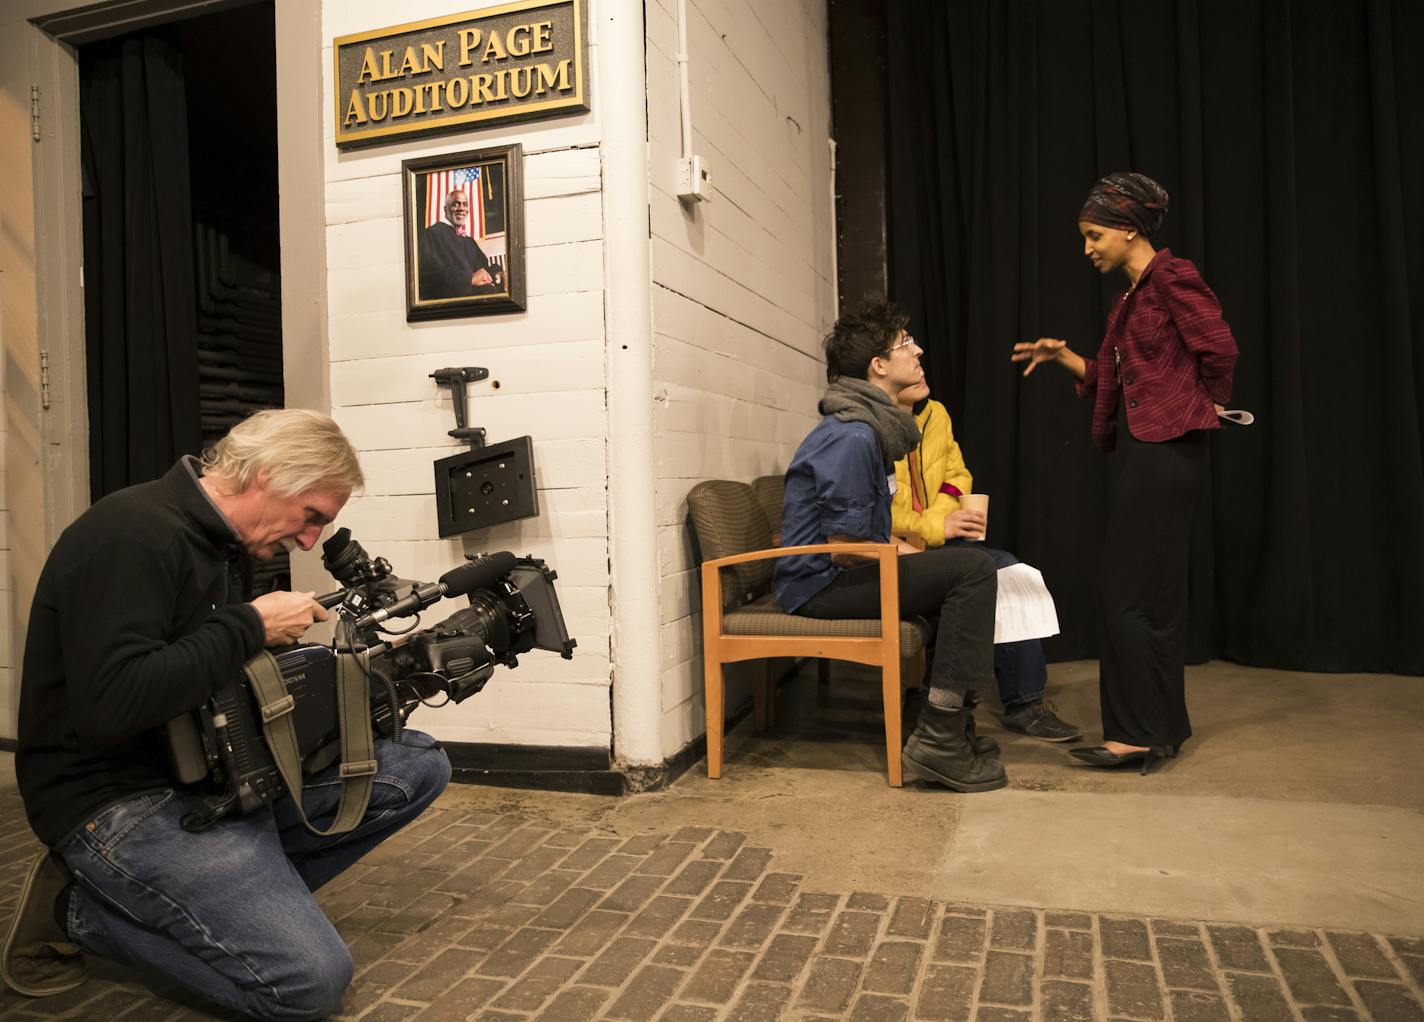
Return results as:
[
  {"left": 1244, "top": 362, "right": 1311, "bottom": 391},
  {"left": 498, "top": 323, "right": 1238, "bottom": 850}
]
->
[{"left": 353, "top": 552, "right": 518, "bottom": 629}]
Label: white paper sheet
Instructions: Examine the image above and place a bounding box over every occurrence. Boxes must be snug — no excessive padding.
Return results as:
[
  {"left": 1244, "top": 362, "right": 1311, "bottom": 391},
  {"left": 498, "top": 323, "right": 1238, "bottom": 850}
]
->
[{"left": 994, "top": 563, "right": 1060, "bottom": 644}]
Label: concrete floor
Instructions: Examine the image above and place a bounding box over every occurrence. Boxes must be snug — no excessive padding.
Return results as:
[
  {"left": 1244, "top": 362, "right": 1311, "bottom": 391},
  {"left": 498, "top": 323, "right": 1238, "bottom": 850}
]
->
[{"left": 431, "top": 660, "right": 1424, "bottom": 937}]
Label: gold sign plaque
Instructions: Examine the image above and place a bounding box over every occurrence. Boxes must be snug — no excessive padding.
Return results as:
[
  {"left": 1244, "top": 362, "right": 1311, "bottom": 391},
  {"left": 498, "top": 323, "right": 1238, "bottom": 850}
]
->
[{"left": 334, "top": 0, "right": 587, "bottom": 148}]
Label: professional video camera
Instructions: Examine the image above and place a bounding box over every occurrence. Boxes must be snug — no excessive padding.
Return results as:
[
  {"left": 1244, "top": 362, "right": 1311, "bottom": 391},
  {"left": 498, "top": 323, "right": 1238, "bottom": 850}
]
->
[{"left": 166, "top": 529, "right": 575, "bottom": 831}]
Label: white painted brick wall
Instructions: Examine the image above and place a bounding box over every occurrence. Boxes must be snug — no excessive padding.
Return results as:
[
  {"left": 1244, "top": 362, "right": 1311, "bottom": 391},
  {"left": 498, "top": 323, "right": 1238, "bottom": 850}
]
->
[
  {"left": 321, "top": 0, "right": 612, "bottom": 750},
  {"left": 646, "top": 0, "right": 833, "bottom": 756}
]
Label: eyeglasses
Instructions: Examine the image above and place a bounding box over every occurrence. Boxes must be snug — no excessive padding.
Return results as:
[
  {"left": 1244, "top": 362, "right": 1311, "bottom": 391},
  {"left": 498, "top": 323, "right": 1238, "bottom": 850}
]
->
[{"left": 887, "top": 335, "right": 921, "bottom": 355}]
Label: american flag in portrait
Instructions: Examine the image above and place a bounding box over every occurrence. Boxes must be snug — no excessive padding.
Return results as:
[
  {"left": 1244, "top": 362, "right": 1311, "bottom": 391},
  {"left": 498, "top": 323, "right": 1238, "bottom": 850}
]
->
[{"left": 424, "top": 166, "right": 485, "bottom": 237}]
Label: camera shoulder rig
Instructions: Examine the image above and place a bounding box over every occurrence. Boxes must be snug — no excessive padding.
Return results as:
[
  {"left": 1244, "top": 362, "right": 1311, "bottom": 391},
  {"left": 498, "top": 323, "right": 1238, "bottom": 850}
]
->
[{"left": 167, "top": 533, "right": 575, "bottom": 833}]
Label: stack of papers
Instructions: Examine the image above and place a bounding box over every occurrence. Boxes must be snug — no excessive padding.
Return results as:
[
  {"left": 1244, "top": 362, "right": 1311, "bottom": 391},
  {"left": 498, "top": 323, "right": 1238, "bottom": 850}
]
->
[{"left": 994, "top": 563, "right": 1060, "bottom": 644}]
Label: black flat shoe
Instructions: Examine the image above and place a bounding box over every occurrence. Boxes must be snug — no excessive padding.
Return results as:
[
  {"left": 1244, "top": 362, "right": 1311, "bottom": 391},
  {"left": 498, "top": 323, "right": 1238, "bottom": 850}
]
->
[{"left": 1069, "top": 745, "right": 1176, "bottom": 775}]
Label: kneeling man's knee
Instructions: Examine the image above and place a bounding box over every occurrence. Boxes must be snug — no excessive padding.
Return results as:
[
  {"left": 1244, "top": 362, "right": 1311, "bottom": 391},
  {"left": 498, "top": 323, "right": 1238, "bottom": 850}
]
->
[
  {"left": 251, "top": 935, "right": 353, "bottom": 1021},
  {"left": 303, "top": 941, "right": 355, "bottom": 1020},
  {"left": 400, "top": 731, "right": 452, "bottom": 807}
]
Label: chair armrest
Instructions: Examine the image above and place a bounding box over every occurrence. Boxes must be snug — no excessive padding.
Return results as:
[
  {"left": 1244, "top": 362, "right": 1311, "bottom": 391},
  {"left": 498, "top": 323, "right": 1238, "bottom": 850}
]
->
[
  {"left": 700, "top": 544, "right": 901, "bottom": 653},
  {"left": 701, "top": 542, "right": 897, "bottom": 570},
  {"left": 892, "top": 530, "right": 926, "bottom": 552}
]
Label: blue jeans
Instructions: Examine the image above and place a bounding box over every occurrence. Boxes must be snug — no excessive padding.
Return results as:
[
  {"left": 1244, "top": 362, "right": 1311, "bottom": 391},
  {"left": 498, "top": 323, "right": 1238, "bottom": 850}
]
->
[
  {"left": 944, "top": 540, "right": 1047, "bottom": 709},
  {"left": 58, "top": 731, "right": 451, "bottom": 1020}
]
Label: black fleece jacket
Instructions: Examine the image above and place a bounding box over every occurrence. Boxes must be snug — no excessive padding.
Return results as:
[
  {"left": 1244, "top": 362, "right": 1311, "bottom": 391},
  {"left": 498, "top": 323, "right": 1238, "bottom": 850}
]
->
[{"left": 17, "top": 458, "right": 266, "bottom": 847}]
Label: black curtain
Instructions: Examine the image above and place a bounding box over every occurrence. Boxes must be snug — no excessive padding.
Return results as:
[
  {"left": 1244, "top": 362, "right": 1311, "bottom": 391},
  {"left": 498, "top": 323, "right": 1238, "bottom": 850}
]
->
[
  {"left": 884, "top": 0, "right": 1424, "bottom": 674},
  {"left": 81, "top": 31, "right": 202, "bottom": 499}
]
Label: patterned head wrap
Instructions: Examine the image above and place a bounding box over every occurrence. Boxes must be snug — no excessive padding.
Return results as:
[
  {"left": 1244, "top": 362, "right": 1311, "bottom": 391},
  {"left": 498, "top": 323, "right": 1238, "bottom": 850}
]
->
[{"left": 1078, "top": 173, "right": 1169, "bottom": 236}]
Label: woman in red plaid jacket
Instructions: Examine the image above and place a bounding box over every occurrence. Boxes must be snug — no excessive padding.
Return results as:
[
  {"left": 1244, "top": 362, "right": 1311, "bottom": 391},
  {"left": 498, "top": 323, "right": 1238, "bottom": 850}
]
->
[{"left": 1011, "top": 173, "right": 1238, "bottom": 773}]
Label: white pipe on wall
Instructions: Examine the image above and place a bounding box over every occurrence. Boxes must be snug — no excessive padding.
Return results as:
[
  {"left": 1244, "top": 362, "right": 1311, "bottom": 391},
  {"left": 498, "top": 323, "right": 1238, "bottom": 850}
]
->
[
  {"left": 600, "top": 0, "right": 662, "bottom": 768},
  {"left": 676, "top": 0, "right": 693, "bottom": 159}
]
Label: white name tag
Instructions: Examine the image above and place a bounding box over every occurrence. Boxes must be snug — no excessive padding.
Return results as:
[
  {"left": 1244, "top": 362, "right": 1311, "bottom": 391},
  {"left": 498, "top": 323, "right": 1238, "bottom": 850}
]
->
[{"left": 887, "top": 475, "right": 897, "bottom": 496}]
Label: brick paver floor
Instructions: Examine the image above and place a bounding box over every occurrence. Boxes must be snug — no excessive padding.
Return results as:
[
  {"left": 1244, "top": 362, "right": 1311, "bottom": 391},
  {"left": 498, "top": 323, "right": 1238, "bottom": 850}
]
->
[{"left": 1, "top": 790, "right": 1421, "bottom": 1021}]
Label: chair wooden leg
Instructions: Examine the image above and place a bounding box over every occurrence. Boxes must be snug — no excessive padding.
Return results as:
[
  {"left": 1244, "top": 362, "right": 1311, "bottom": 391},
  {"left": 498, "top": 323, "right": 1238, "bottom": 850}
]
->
[
  {"left": 705, "top": 658, "right": 725, "bottom": 779},
  {"left": 883, "top": 661, "right": 903, "bottom": 787}
]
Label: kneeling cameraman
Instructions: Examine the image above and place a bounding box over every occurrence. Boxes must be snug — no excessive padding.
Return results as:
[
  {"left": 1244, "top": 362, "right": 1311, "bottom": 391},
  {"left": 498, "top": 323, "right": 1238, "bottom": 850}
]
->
[{"left": 3, "top": 409, "right": 451, "bottom": 1019}]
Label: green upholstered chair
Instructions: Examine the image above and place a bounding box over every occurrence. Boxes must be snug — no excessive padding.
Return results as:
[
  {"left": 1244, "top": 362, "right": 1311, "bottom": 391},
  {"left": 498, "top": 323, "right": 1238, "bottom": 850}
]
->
[
  {"left": 685, "top": 479, "right": 927, "bottom": 786},
  {"left": 749, "top": 474, "right": 786, "bottom": 540}
]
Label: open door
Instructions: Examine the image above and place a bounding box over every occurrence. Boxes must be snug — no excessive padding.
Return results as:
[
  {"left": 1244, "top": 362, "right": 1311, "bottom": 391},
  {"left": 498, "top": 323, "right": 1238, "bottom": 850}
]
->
[
  {"left": 78, "top": 2, "right": 287, "bottom": 588},
  {"left": 0, "top": 0, "right": 326, "bottom": 740}
]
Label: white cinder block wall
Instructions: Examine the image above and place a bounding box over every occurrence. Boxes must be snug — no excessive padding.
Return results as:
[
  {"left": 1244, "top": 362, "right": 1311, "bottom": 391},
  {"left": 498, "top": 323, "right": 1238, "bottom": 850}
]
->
[
  {"left": 316, "top": 0, "right": 834, "bottom": 764},
  {"left": 645, "top": 0, "right": 835, "bottom": 757},
  {"left": 319, "top": 0, "right": 613, "bottom": 750}
]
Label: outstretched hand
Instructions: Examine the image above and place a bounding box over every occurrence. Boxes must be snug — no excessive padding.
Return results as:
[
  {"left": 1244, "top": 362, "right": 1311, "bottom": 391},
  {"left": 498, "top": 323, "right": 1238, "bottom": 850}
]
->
[
  {"left": 251, "top": 591, "right": 328, "bottom": 647},
  {"left": 1010, "top": 337, "right": 1067, "bottom": 377}
]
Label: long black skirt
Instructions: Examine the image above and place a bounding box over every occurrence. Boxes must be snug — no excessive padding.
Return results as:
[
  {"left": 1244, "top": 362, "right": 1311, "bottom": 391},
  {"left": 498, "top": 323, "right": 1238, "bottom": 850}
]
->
[{"left": 1097, "top": 412, "right": 1207, "bottom": 748}]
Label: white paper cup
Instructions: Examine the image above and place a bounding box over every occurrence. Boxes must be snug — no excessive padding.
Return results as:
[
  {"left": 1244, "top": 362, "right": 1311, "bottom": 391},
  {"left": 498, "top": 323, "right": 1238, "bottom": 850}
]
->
[{"left": 959, "top": 493, "right": 988, "bottom": 541}]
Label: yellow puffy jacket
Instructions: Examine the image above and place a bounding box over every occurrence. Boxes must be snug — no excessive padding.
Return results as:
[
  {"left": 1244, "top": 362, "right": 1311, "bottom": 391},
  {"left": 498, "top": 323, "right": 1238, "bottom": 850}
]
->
[{"left": 892, "top": 399, "right": 973, "bottom": 547}]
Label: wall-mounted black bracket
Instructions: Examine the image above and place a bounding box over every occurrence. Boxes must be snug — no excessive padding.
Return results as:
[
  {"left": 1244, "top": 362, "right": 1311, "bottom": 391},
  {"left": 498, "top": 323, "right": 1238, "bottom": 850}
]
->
[
  {"left": 428, "top": 365, "right": 539, "bottom": 535},
  {"left": 433, "top": 436, "right": 539, "bottom": 537},
  {"left": 429, "top": 367, "right": 489, "bottom": 449}
]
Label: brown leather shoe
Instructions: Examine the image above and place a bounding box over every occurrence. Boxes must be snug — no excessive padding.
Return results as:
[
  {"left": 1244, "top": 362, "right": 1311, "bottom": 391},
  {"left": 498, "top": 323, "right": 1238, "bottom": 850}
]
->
[{"left": 1, "top": 852, "right": 85, "bottom": 997}]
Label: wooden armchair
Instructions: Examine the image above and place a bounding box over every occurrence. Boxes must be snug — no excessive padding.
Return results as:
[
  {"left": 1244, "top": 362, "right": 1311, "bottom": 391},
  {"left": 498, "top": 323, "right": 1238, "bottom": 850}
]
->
[{"left": 686, "top": 480, "right": 927, "bottom": 786}]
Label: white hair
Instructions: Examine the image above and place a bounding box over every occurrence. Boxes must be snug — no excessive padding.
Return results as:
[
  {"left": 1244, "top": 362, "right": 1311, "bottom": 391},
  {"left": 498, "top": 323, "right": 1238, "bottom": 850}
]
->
[{"left": 200, "top": 409, "right": 363, "bottom": 498}]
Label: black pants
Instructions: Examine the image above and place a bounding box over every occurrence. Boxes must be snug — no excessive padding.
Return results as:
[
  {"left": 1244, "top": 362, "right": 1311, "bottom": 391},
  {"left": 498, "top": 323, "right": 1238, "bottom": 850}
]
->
[
  {"left": 798, "top": 545, "right": 997, "bottom": 699},
  {"left": 1097, "top": 419, "right": 1207, "bottom": 748}
]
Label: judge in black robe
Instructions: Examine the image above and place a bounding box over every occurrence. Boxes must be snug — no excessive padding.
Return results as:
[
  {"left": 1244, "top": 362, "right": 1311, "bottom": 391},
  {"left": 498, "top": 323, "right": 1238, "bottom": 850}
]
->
[{"left": 418, "top": 189, "right": 501, "bottom": 300}]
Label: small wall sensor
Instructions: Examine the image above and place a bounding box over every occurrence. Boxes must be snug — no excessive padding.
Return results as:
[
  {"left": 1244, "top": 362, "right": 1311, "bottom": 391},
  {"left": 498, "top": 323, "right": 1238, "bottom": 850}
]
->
[{"left": 678, "top": 154, "right": 713, "bottom": 203}]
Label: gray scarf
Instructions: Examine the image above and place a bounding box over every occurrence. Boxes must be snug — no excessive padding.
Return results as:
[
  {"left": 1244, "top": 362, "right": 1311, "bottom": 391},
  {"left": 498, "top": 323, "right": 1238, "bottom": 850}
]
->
[{"left": 819, "top": 377, "right": 922, "bottom": 469}]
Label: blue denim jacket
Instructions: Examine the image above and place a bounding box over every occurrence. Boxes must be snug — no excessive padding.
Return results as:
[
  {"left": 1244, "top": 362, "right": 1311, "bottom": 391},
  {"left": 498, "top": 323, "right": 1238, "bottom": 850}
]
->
[{"left": 774, "top": 417, "right": 891, "bottom": 613}]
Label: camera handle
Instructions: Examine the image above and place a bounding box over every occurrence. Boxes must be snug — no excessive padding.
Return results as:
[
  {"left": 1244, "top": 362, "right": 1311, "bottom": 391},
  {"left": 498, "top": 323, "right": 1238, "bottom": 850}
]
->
[{"left": 430, "top": 367, "right": 489, "bottom": 449}]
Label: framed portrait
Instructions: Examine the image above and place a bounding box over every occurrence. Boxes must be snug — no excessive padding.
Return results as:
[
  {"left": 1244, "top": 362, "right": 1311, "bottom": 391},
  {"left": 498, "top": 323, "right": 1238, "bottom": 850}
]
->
[{"left": 402, "top": 144, "right": 525, "bottom": 320}]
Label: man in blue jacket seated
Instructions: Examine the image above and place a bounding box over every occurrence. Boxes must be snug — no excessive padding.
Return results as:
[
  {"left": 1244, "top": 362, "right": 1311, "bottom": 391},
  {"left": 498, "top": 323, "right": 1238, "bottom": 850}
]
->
[
  {"left": 776, "top": 298, "right": 1007, "bottom": 792},
  {"left": 2, "top": 409, "right": 451, "bottom": 1020}
]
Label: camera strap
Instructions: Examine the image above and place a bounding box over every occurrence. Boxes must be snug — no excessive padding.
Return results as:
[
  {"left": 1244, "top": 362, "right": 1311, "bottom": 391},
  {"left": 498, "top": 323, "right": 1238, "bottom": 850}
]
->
[{"left": 243, "top": 650, "right": 379, "bottom": 836}]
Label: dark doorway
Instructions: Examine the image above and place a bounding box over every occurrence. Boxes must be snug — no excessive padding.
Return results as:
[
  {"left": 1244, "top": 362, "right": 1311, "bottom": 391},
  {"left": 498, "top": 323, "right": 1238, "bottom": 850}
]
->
[{"left": 80, "top": 1, "right": 286, "bottom": 588}]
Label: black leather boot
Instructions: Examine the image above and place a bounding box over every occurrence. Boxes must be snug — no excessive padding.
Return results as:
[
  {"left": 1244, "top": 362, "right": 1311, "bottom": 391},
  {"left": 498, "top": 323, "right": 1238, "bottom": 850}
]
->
[
  {"left": 902, "top": 702, "right": 1008, "bottom": 792},
  {"left": 964, "top": 694, "right": 1000, "bottom": 755},
  {"left": 907, "top": 693, "right": 1000, "bottom": 758}
]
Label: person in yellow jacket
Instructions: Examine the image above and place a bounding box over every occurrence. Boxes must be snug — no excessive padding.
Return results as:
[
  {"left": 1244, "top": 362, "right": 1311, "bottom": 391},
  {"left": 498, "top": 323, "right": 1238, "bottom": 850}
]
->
[{"left": 893, "top": 381, "right": 1083, "bottom": 742}]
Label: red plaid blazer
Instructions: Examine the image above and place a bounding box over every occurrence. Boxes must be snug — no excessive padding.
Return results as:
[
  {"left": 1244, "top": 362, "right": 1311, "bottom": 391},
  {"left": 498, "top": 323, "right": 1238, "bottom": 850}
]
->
[{"left": 1077, "top": 249, "right": 1238, "bottom": 450}]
